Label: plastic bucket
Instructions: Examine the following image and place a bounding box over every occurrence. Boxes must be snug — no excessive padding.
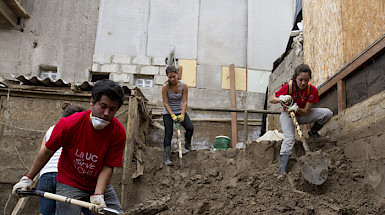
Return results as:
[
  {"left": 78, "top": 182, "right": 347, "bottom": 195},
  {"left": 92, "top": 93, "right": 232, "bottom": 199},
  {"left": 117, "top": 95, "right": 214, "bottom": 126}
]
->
[{"left": 214, "top": 136, "right": 231, "bottom": 151}]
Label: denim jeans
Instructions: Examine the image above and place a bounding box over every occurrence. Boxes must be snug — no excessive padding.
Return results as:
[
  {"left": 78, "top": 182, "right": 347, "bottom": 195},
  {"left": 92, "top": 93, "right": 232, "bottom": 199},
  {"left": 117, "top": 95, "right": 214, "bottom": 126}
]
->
[
  {"left": 163, "top": 113, "right": 194, "bottom": 148},
  {"left": 56, "top": 182, "right": 123, "bottom": 215},
  {"left": 38, "top": 173, "right": 92, "bottom": 215}
]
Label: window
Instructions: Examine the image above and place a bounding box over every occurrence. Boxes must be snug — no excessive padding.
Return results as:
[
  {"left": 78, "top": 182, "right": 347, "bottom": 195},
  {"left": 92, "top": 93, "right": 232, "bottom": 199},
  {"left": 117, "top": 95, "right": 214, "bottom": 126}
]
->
[
  {"left": 39, "top": 65, "right": 58, "bottom": 80},
  {"left": 91, "top": 73, "right": 109, "bottom": 82},
  {"left": 135, "top": 75, "right": 154, "bottom": 88}
]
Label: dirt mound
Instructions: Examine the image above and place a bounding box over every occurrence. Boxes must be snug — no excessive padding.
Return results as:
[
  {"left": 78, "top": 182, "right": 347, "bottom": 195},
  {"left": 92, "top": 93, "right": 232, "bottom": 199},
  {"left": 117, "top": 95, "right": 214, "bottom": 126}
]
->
[{"left": 124, "top": 140, "right": 380, "bottom": 214}]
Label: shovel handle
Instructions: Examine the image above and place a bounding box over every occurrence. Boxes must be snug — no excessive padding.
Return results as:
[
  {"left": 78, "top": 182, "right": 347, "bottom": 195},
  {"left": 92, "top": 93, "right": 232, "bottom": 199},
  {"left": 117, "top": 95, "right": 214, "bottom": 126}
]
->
[
  {"left": 177, "top": 128, "right": 182, "bottom": 159},
  {"left": 17, "top": 189, "right": 94, "bottom": 208},
  {"left": 289, "top": 111, "right": 310, "bottom": 153}
]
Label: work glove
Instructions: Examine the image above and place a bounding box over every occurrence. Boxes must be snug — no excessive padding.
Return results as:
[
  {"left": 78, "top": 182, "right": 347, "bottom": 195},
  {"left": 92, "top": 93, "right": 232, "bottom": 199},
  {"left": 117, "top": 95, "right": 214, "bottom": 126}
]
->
[
  {"left": 171, "top": 114, "right": 178, "bottom": 122},
  {"left": 12, "top": 176, "right": 34, "bottom": 195},
  {"left": 89, "top": 194, "right": 106, "bottom": 215},
  {"left": 287, "top": 103, "right": 299, "bottom": 113},
  {"left": 279, "top": 95, "right": 292, "bottom": 103},
  {"left": 177, "top": 114, "right": 185, "bottom": 123}
]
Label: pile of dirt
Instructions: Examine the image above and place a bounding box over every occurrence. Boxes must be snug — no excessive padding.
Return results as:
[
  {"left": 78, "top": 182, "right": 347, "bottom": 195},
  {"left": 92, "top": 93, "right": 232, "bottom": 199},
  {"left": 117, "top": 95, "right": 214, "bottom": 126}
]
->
[{"left": 124, "top": 140, "right": 381, "bottom": 214}]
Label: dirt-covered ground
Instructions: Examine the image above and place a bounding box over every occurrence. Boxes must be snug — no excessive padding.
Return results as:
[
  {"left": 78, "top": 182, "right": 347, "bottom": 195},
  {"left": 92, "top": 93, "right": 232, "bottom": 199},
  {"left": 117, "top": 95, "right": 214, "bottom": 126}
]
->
[{"left": 123, "top": 138, "right": 382, "bottom": 215}]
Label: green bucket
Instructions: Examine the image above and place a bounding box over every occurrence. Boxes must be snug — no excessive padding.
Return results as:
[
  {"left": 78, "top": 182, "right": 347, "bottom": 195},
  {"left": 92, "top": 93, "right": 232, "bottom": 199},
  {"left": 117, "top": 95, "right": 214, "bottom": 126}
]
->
[{"left": 214, "top": 136, "right": 231, "bottom": 151}]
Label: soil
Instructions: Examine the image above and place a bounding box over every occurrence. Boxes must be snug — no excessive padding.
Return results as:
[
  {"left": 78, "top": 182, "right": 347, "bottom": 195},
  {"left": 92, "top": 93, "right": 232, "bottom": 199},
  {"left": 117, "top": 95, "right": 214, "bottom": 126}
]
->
[{"left": 123, "top": 138, "right": 382, "bottom": 215}]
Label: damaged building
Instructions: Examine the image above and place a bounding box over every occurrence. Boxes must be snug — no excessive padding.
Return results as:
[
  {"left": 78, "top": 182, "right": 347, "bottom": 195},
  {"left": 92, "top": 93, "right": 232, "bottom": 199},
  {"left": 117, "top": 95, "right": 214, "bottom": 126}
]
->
[{"left": 1, "top": 0, "right": 385, "bottom": 214}]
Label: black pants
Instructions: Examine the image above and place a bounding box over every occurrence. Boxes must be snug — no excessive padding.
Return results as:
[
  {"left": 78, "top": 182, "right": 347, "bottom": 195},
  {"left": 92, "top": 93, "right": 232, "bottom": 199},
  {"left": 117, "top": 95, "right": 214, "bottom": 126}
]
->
[{"left": 163, "top": 113, "right": 194, "bottom": 148}]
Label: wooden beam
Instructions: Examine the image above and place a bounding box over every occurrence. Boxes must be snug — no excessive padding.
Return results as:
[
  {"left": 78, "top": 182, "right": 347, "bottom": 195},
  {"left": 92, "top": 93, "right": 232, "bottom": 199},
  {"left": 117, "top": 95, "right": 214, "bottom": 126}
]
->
[
  {"left": 0, "top": 0, "right": 18, "bottom": 27},
  {"left": 190, "top": 107, "right": 281, "bottom": 114},
  {"left": 178, "top": 66, "right": 183, "bottom": 80},
  {"left": 5, "top": 0, "right": 30, "bottom": 18},
  {"left": 319, "top": 34, "right": 385, "bottom": 96},
  {"left": 337, "top": 79, "right": 346, "bottom": 113},
  {"left": 121, "top": 95, "right": 138, "bottom": 210},
  {"left": 229, "top": 64, "right": 238, "bottom": 148}
]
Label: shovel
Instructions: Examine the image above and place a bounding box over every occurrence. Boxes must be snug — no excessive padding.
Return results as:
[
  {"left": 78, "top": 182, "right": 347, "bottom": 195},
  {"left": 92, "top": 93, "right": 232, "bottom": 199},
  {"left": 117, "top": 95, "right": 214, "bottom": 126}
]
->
[
  {"left": 289, "top": 111, "right": 328, "bottom": 185},
  {"left": 175, "top": 122, "right": 183, "bottom": 166},
  {"left": 16, "top": 189, "right": 123, "bottom": 214}
]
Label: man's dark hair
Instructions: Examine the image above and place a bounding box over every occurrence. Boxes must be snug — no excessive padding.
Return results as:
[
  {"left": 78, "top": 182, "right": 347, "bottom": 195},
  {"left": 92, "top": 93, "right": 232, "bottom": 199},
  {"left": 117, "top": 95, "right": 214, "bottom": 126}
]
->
[
  {"left": 166, "top": 65, "right": 178, "bottom": 75},
  {"left": 92, "top": 79, "right": 125, "bottom": 108},
  {"left": 293, "top": 63, "right": 312, "bottom": 80},
  {"left": 62, "top": 104, "right": 86, "bottom": 117}
]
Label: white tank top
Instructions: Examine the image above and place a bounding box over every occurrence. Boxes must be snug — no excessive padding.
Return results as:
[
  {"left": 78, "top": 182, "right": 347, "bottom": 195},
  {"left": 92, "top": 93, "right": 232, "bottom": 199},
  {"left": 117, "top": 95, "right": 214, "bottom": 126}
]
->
[{"left": 39, "top": 125, "right": 62, "bottom": 177}]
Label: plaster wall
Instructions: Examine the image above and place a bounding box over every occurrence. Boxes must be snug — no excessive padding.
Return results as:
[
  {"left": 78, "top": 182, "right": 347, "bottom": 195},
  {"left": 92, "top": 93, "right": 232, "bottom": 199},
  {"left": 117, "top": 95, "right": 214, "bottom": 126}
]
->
[
  {"left": 248, "top": 0, "right": 295, "bottom": 70},
  {"left": 0, "top": 0, "right": 99, "bottom": 82}
]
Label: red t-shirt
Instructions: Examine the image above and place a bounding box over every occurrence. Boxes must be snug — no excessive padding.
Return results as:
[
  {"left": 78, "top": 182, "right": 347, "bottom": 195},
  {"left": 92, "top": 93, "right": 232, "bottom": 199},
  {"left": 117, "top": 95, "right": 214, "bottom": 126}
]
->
[
  {"left": 275, "top": 83, "right": 319, "bottom": 109},
  {"left": 45, "top": 110, "right": 126, "bottom": 191}
]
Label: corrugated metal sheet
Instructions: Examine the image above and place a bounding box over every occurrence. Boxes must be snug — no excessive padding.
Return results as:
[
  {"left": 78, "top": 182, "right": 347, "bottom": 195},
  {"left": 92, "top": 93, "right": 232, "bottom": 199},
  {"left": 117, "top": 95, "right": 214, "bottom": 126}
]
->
[{"left": 0, "top": 75, "right": 131, "bottom": 95}]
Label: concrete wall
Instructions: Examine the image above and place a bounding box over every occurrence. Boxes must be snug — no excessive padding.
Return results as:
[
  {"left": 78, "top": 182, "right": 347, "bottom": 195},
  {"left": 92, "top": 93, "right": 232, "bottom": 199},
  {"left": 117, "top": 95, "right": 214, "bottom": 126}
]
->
[
  {"left": 267, "top": 35, "right": 304, "bottom": 130},
  {"left": 0, "top": 93, "right": 129, "bottom": 213},
  {"left": 0, "top": 0, "right": 99, "bottom": 82},
  {"left": 92, "top": 0, "right": 295, "bottom": 97}
]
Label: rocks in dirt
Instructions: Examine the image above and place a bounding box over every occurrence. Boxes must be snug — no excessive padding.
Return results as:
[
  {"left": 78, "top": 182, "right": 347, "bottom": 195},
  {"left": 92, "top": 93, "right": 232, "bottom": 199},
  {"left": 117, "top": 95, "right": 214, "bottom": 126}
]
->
[{"left": 124, "top": 195, "right": 170, "bottom": 215}]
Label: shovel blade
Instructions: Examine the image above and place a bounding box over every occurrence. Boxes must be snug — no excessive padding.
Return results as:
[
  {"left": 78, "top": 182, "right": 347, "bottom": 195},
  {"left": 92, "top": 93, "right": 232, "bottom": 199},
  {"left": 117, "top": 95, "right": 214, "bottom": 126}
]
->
[
  {"left": 301, "top": 151, "right": 328, "bottom": 185},
  {"left": 103, "top": 207, "right": 124, "bottom": 214}
]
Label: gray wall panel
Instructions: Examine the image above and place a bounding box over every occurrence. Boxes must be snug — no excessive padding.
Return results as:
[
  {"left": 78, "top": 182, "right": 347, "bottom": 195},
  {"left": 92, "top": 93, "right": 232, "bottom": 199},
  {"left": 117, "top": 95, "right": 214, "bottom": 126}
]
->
[
  {"left": 197, "top": 0, "right": 247, "bottom": 68},
  {"left": 147, "top": 0, "right": 199, "bottom": 59},
  {"left": 94, "top": 0, "right": 150, "bottom": 56}
]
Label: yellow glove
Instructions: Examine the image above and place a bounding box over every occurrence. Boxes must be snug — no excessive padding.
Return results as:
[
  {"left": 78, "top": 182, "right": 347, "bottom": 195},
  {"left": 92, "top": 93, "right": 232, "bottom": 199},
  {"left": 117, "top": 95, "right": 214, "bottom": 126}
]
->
[
  {"left": 177, "top": 114, "right": 185, "bottom": 122},
  {"left": 171, "top": 114, "right": 178, "bottom": 122}
]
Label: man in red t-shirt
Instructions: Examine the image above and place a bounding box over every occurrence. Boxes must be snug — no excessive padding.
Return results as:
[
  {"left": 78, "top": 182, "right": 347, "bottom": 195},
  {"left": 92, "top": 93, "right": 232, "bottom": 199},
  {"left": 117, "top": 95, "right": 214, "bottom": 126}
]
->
[
  {"left": 13, "top": 79, "right": 126, "bottom": 214},
  {"left": 269, "top": 64, "right": 333, "bottom": 174}
]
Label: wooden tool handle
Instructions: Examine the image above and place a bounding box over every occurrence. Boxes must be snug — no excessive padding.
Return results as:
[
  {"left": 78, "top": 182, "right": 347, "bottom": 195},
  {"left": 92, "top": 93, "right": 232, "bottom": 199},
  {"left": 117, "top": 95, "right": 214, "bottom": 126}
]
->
[
  {"left": 43, "top": 192, "right": 94, "bottom": 208},
  {"left": 289, "top": 111, "right": 310, "bottom": 153},
  {"left": 177, "top": 128, "right": 182, "bottom": 159}
]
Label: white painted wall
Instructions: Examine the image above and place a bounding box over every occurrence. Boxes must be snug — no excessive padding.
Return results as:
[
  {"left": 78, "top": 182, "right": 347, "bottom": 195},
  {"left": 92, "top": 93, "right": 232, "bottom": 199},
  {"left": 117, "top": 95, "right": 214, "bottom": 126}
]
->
[
  {"left": 147, "top": 0, "right": 199, "bottom": 59},
  {"left": 94, "top": 0, "right": 150, "bottom": 56},
  {"left": 197, "top": 0, "right": 248, "bottom": 67},
  {"left": 94, "top": 0, "right": 294, "bottom": 72},
  {"left": 247, "top": 69, "right": 271, "bottom": 93},
  {"left": 248, "top": 0, "right": 295, "bottom": 71}
]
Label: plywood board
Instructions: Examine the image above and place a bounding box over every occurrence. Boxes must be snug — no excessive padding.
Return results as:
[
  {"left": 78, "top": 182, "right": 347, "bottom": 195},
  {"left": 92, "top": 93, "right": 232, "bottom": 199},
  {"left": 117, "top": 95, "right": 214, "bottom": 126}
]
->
[
  {"left": 222, "top": 66, "right": 247, "bottom": 91},
  {"left": 341, "top": 0, "right": 385, "bottom": 65},
  {"left": 179, "top": 59, "right": 197, "bottom": 87},
  {"left": 303, "top": 0, "right": 345, "bottom": 87}
]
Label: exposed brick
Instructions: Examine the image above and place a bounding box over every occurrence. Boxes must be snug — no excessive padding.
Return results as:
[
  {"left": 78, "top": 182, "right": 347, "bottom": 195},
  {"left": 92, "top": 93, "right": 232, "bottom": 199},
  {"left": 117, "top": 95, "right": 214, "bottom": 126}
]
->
[
  {"left": 155, "top": 75, "right": 168, "bottom": 85},
  {"left": 132, "top": 56, "right": 151, "bottom": 65},
  {"left": 141, "top": 66, "right": 159, "bottom": 75},
  {"left": 111, "top": 73, "right": 130, "bottom": 83},
  {"left": 122, "top": 65, "right": 137, "bottom": 74},
  {"left": 93, "top": 55, "right": 111, "bottom": 64},
  {"left": 101, "top": 64, "right": 119, "bottom": 73},
  {"left": 112, "top": 55, "right": 132, "bottom": 64},
  {"left": 152, "top": 57, "right": 166, "bottom": 66},
  {"left": 91, "top": 63, "right": 101, "bottom": 72}
]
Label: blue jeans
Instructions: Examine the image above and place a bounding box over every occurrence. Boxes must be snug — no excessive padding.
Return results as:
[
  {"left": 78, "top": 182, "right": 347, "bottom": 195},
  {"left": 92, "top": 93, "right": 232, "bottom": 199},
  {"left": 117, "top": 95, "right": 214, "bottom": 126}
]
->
[
  {"left": 56, "top": 182, "right": 123, "bottom": 215},
  {"left": 38, "top": 172, "right": 92, "bottom": 215}
]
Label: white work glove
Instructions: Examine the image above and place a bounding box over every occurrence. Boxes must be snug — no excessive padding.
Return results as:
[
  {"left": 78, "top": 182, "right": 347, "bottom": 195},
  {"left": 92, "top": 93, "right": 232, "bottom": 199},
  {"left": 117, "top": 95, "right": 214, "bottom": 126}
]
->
[
  {"left": 287, "top": 103, "right": 299, "bottom": 113},
  {"left": 279, "top": 95, "right": 292, "bottom": 103},
  {"left": 12, "top": 176, "right": 34, "bottom": 195},
  {"left": 90, "top": 194, "right": 106, "bottom": 215}
]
